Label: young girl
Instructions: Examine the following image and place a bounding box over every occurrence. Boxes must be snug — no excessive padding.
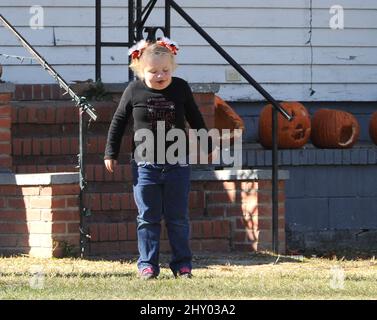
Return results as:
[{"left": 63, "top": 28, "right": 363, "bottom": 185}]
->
[{"left": 104, "top": 38, "right": 215, "bottom": 280}]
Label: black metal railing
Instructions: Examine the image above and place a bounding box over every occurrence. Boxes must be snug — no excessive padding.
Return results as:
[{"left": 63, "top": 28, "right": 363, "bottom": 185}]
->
[
  {"left": 0, "top": 14, "right": 97, "bottom": 258},
  {"left": 95, "top": 0, "right": 293, "bottom": 254}
]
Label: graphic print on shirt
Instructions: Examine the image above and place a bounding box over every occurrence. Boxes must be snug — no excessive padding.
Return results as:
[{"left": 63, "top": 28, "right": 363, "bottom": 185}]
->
[{"left": 146, "top": 97, "right": 176, "bottom": 131}]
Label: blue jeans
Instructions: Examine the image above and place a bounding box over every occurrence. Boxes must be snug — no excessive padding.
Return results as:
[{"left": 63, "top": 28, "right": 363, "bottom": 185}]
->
[{"left": 132, "top": 161, "right": 192, "bottom": 275}]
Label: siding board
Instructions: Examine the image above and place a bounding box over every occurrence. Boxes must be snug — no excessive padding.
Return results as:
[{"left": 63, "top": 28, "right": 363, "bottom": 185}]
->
[{"left": 0, "top": 0, "right": 376, "bottom": 101}]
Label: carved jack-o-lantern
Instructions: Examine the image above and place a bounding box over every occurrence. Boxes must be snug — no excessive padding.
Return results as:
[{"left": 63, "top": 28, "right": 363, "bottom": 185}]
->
[
  {"left": 369, "top": 111, "right": 377, "bottom": 145},
  {"left": 311, "top": 109, "right": 360, "bottom": 148},
  {"left": 214, "top": 95, "right": 245, "bottom": 144},
  {"left": 259, "top": 102, "right": 311, "bottom": 149}
]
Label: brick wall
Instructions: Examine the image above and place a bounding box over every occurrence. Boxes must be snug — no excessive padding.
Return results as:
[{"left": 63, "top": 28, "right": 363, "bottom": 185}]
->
[
  {"left": 0, "top": 173, "right": 80, "bottom": 258},
  {"left": 86, "top": 169, "right": 288, "bottom": 256},
  {"left": 3, "top": 82, "right": 288, "bottom": 257},
  {"left": 0, "top": 84, "right": 14, "bottom": 171}
]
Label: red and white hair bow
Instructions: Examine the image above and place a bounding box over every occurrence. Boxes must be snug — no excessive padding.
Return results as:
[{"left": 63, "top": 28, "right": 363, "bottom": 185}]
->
[
  {"left": 156, "top": 37, "right": 179, "bottom": 55},
  {"left": 128, "top": 39, "right": 148, "bottom": 60},
  {"left": 128, "top": 37, "right": 179, "bottom": 60}
]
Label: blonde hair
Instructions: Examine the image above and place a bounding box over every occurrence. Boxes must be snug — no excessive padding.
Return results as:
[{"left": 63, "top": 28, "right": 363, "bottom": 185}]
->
[{"left": 129, "top": 43, "right": 177, "bottom": 80}]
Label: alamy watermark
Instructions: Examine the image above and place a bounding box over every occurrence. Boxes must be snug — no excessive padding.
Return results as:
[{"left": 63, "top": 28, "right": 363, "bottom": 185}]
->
[
  {"left": 329, "top": 5, "right": 344, "bottom": 30},
  {"left": 133, "top": 122, "right": 243, "bottom": 168},
  {"left": 329, "top": 265, "right": 345, "bottom": 290},
  {"left": 29, "top": 5, "right": 44, "bottom": 29},
  {"left": 29, "top": 265, "right": 45, "bottom": 290}
]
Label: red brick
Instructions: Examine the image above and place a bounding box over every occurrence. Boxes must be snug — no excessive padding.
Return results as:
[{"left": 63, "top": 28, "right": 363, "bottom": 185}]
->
[
  {"left": 233, "top": 243, "right": 257, "bottom": 252},
  {"left": 0, "top": 105, "right": 11, "bottom": 116},
  {"left": 61, "top": 138, "right": 70, "bottom": 154},
  {"left": 85, "top": 165, "right": 94, "bottom": 181},
  {"left": 101, "top": 194, "right": 111, "bottom": 211},
  {"left": 94, "top": 165, "right": 104, "bottom": 181},
  {"left": 52, "top": 222, "right": 67, "bottom": 234},
  {"left": 118, "top": 223, "right": 127, "bottom": 241},
  {"left": 258, "top": 180, "right": 285, "bottom": 191},
  {"left": 13, "top": 86, "right": 23, "bottom": 100},
  {"left": 89, "top": 223, "right": 99, "bottom": 241},
  {"left": 0, "top": 222, "right": 28, "bottom": 234},
  {"left": 0, "top": 93, "right": 12, "bottom": 103},
  {"left": 66, "top": 196, "right": 79, "bottom": 208},
  {"left": 12, "top": 139, "right": 22, "bottom": 155},
  {"left": 99, "top": 223, "right": 109, "bottom": 241},
  {"left": 42, "top": 85, "right": 52, "bottom": 100},
  {"left": 109, "top": 223, "right": 118, "bottom": 241},
  {"left": 87, "top": 137, "right": 97, "bottom": 154},
  {"left": 45, "top": 107, "right": 56, "bottom": 123},
  {"left": 69, "top": 137, "right": 78, "bottom": 154},
  {"left": 111, "top": 194, "right": 121, "bottom": 210},
  {"left": 51, "top": 185, "right": 80, "bottom": 196},
  {"left": 226, "top": 206, "right": 244, "bottom": 217},
  {"left": 0, "top": 186, "right": 22, "bottom": 195},
  {"left": 0, "top": 143, "right": 11, "bottom": 154},
  {"left": 42, "top": 138, "right": 51, "bottom": 155},
  {"left": 120, "top": 193, "right": 131, "bottom": 210},
  {"left": 207, "top": 191, "right": 237, "bottom": 203},
  {"left": 67, "top": 222, "right": 80, "bottom": 234},
  {"left": 51, "top": 138, "right": 61, "bottom": 155},
  {"left": 202, "top": 221, "right": 213, "bottom": 238},
  {"left": 0, "top": 156, "right": 12, "bottom": 168},
  {"left": 190, "top": 221, "right": 201, "bottom": 239},
  {"left": 118, "top": 241, "right": 138, "bottom": 254},
  {"left": 32, "top": 138, "right": 41, "bottom": 155},
  {"left": 22, "top": 138, "right": 32, "bottom": 155},
  {"left": 0, "top": 235, "right": 29, "bottom": 247},
  {"left": 8, "top": 197, "right": 27, "bottom": 208},
  {"left": 0, "top": 210, "right": 25, "bottom": 221},
  {"left": 212, "top": 220, "right": 227, "bottom": 238},
  {"left": 88, "top": 193, "right": 101, "bottom": 211},
  {"left": 0, "top": 130, "right": 11, "bottom": 142},
  {"left": 33, "top": 85, "right": 42, "bottom": 100},
  {"left": 52, "top": 210, "right": 79, "bottom": 222},
  {"left": 127, "top": 222, "right": 137, "bottom": 240},
  {"left": 206, "top": 206, "right": 225, "bottom": 217},
  {"left": 113, "top": 165, "right": 123, "bottom": 182},
  {"left": 201, "top": 239, "right": 230, "bottom": 252},
  {"left": 123, "top": 165, "right": 132, "bottom": 181},
  {"left": 27, "top": 106, "right": 37, "bottom": 123},
  {"left": 233, "top": 231, "right": 247, "bottom": 243},
  {"left": 0, "top": 118, "right": 11, "bottom": 128}
]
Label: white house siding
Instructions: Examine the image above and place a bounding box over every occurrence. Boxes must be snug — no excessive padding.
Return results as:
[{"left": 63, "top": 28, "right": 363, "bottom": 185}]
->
[{"left": 0, "top": 0, "right": 376, "bottom": 101}]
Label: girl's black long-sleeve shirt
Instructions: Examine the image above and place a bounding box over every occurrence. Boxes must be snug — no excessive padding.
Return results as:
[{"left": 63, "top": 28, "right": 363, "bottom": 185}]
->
[{"left": 104, "top": 77, "right": 212, "bottom": 163}]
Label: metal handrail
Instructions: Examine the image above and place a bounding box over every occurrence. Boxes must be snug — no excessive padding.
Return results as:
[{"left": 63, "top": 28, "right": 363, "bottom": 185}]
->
[{"left": 0, "top": 14, "right": 97, "bottom": 258}]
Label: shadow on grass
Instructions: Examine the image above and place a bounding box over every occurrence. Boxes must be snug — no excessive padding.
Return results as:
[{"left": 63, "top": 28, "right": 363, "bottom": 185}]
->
[{"left": 84, "top": 251, "right": 307, "bottom": 268}]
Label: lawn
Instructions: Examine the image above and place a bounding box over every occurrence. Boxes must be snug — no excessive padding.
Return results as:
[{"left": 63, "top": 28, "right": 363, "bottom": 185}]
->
[{"left": 1, "top": 252, "right": 377, "bottom": 300}]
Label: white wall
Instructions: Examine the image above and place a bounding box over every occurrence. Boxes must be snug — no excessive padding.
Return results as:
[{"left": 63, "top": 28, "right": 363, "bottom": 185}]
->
[{"left": 0, "top": 0, "right": 376, "bottom": 101}]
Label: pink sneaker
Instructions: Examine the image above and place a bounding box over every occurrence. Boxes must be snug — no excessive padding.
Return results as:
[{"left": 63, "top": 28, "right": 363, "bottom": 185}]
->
[
  {"left": 174, "top": 267, "right": 192, "bottom": 278},
  {"left": 139, "top": 267, "right": 156, "bottom": 280}
]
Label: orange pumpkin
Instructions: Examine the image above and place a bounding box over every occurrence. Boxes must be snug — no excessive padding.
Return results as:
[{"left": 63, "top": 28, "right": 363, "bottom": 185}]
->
[
  {"left": 311, "top": 109, "right": 360, "bottom": 148},
  {"left": 258, "top": 102, "right": 311, "bottom": 149},
  {"left": 369, "top": 112, "right": 377, "bottom": 145},
  {"left": 214, "top": 95, "right": 245, "bottom": 144}
]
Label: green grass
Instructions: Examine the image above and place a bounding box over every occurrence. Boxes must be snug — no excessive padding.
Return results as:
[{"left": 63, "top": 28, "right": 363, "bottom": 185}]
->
[{"left": 1, "top": 252, "right": 377, "bottom": 300}]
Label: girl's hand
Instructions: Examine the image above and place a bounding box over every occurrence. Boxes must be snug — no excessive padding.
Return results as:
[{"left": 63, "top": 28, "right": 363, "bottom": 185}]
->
[{"left": 104, "top": 159, "right": 118, "bottom": 173}]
